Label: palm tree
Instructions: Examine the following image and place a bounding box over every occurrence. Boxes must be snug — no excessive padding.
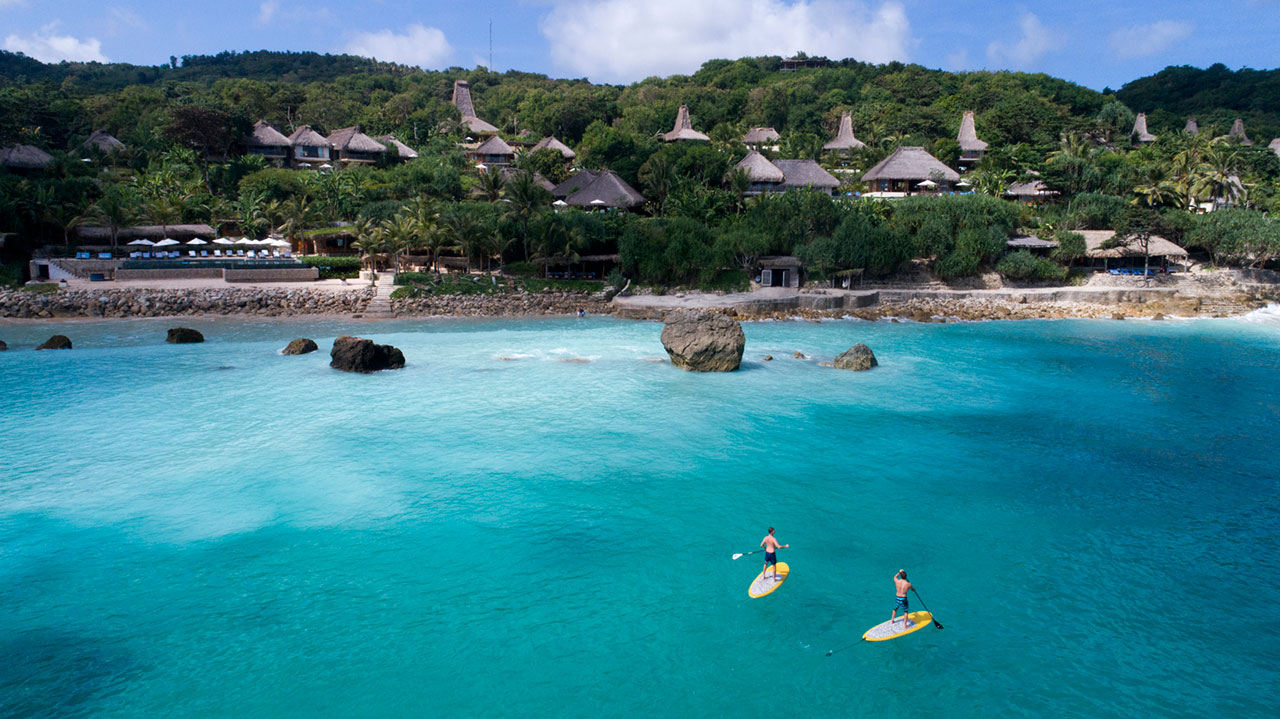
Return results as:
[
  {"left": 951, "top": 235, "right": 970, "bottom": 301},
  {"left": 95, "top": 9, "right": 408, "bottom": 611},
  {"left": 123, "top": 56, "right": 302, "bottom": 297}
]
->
[
  {"left": 476, "top": 169, "right": 506, "bottom": 202},
  {"left": 725, "top": 167, "right": 752, "bottom": 214},
  {"left": 88, "top": 185, "right": 139, "bottom": 253},
  {"left": 274, "top": 197, "right": 318, "bottom": 254},
  {"left": 232, "top": 191, "right": 270, "bottom": 239},
  {"left": 502, "top": 170, "right": 551, "bottom": 261},
  {"left": 380, "top": 212, "right": 419, "bottom": 273},
  {"left": 351, "top": 218, "right": 388, "bottom": 272},
  {"left": 532, "top": 212, "right": 584, "bottom": 278}
]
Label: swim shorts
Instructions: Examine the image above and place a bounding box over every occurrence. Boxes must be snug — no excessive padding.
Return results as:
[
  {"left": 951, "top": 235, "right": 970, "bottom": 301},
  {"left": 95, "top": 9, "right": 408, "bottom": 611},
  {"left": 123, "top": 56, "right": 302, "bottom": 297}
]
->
[
  {"left": 764, "top": 551, "right": 777, "bottom": 565},
  {"left": 893, "top": 596, "right": 909, "bottom": 611}
]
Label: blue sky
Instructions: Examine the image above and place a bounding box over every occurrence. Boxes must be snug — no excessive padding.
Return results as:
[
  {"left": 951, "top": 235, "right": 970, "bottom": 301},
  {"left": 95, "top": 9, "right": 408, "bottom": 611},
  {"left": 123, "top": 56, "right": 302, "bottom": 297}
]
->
[{"left": 4, "top": 1, "right": 1279, "bottom": 90}]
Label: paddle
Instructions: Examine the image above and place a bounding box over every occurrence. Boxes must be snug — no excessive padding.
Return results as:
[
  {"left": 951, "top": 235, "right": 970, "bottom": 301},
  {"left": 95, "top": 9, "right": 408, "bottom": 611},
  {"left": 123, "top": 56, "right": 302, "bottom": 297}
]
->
[
  {"left": 911, "top": 588, "right": 944, "bottom": 629},
  {"left": 732, "top": 547, "right": 787, "bottom": 560}
]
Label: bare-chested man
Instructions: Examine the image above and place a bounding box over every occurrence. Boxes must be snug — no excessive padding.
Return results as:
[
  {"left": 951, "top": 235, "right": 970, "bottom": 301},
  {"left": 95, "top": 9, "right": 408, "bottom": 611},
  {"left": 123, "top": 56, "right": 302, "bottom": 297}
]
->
[
  {"left": 891, "top": 569, "right": 913, "bottom": 625},
  {"left": 761, "top": 528, "right": 789, "bottom": 582}
]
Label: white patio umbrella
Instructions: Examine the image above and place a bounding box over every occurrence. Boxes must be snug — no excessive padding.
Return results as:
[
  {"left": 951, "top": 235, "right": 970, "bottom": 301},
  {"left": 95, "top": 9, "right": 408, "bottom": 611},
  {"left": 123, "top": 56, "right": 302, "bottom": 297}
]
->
[
  {"left": 213, "top": 238, "right": 235, "bottom": 245},
  {"left": 589, "top": 199, "right": 606, "bottom": 206},
  {"left": 234, "top": 238, "right": 255, "bottom": 244},
  {"left": 956, "top": 179, "right": 972, "bottom": 187},
  {"left": 126, "top": 239, "right": 155, "bottom": 246},
  {"left": 916, "top": 180, "right": 938, "bottom": 188},
  {"left": 319, "top": 163, "right": 333, "bottom": 169},
  {"left": 186, "top": 239, "right": 208, "bottom": 245},
  {"left": 271, "top": 239, "right": 292, "bottom": 247},
  {"left": 154, "top": 238, "right": 180, "bottom": 247},
  {"left": 552, "top": 200, "right": 568, "bottom": 207}
]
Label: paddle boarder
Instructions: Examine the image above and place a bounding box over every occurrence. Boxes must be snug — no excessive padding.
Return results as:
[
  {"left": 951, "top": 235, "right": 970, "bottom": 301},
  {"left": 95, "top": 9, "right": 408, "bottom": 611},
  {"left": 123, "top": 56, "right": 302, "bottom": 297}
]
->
[
  {"left": 761, "top": 528, "right": 788, "bottom": 582},
  {"left": 891, "top": 569, "right": 913, "bottom": 625}
]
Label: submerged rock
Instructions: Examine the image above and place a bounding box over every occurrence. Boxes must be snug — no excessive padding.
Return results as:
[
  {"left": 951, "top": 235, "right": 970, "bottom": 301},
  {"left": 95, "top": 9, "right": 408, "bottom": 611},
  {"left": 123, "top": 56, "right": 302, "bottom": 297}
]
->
[
  {"left": 0, "top": 340, "right": 7, "bottom": 351},
  {"left": 660, "top": 309, "right": 745, "bottom": 372},
  {"left": 833, "top": 344, "right": 878, "bottom": 371},
  {"left": 762, "top": 355, "right": 773, "bottom": 361},
  {"left": 166, "top": 327, "right": 204, "bottom": 344},
  {"left": 329, "top": 336, "right": 406, "bottom": 373},
  {"left": 282, "top": 338, "right": 318, "bottom": 355},
  {"left": 37, "top": 335, "right": 72, "bottom": 350},
  {"left": 793, "top": 351, "right": 807, "bottom": 359}
]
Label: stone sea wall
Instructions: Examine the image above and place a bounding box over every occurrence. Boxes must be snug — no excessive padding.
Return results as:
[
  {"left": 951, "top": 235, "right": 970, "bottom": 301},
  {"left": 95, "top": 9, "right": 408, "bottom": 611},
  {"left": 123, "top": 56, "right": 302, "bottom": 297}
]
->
[{"left": 0, "top": 287, "right": 373, "bottom": 319}]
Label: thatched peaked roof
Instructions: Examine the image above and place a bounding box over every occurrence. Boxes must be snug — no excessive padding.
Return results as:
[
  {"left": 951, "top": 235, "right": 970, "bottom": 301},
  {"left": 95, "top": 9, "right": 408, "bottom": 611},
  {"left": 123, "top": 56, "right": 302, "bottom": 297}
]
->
[
  {"left": 662, "top": 105, "right": 710, "bottom": 142},
  {"left": 474, "top": 135, "right": 515, "bottom": 157},
  {"left": 1229, "top": 118, "right": 1253, "bottom": 145},
  {"left": 774, "top": 159, "right": 840, "bottom": 190},
  {"left": 733, "top": 151, "right": 784, "bottom": 183},
  {"left": 566, "top": 170, "right": 645, "bottom": 208},
  {"left": 83, "top": 130, "right": 124, "bottom": 153},
  {"left": 861, "top": 146, "right": 959, "bottom": 183},
  {"left": 1269, "top": 138, "right": 1280, "bottom": 157},
  {"left": 501, "top": 167, "right": 556, "bottom": 192},
  {"left": 0, "top": 144, "right": 54, "bottom": 169},
  {"left": 743, "top": 127, "right": 780, "bottom": 144},
  {"left": 74, "top": 223, "right": 216, "bottom": 241},
  {"left": 823, "top": 113, "right": 866, "bottom": 151},
  {"left": 1005, "top": 179, "right": 1058, "bottom": 198},
  {"left": 957, "top": 111, "right": 988, "bottom": 152},
  {"left": 1080, "top": 230, "right": 1187, "bottom": 259},
  {"left": 462, "top": 115, "right": 500, "bottom": 134},
  {"left": 288, "top": 125, "right": 328, "bottom": 147},
  {"left": 532, "top": 136, "right": 576, "bottom": 159},
  {"left": 376, "top": 135, "right": 419, "bottom": 159},
  {"left": 1132, "top": 113, "right": 1157, "bottom": 143},
  {"left": 328, "top": 126, "right": 387, "bottom": 153},
  {"left": 552, "top": 169, "right": 600, "bottom": 197},
  {"left": 1184, "top": 118, "right": 1199, "bottom": 135},
  {"left": 452, "top": 80, "right": 499, "bottom": 134},
  {"left": 244, "top": 120, "right": 292, "bottom": 148}
]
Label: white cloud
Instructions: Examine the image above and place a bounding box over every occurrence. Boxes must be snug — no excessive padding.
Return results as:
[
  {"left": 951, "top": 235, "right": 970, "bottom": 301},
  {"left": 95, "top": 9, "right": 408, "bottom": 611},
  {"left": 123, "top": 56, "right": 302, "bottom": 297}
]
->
[
  {"left": 3, "top": 25, "right": 110, "bottom": 63},
  {"left": 1108, "top": 20, "right": 1192, "bottom": 60},
  {"left": 257, "top": 1, "right": 279, "bottom": 26},
  {"left": 539, "top": 0, "right": 911, "bottom": 83},
  {"left": 342, "top": 24, "right": 453, "bottom": 68},
  {"left": 986, "top": 13, "right": 1060, "bottom": 69}
]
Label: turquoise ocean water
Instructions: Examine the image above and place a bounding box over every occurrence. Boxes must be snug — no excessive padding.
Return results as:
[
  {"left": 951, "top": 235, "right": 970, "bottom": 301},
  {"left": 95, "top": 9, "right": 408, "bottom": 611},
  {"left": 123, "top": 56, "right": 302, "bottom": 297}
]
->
[{"left": 1, "top": 312, "right": 1278, "bottom": 718}]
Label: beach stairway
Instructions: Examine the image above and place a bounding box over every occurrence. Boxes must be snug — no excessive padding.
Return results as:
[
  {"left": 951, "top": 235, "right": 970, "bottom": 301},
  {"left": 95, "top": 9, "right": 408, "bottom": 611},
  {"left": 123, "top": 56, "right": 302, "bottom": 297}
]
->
[{"left": 361, "top": 273, "right": 397, "bottom": 318}]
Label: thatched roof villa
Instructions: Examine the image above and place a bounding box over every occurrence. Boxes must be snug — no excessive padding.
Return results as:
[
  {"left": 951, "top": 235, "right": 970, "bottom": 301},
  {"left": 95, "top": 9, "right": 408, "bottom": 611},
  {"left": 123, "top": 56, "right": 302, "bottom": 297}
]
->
[
  {"left": 731, "top": 151, "right": 840, "bottom": 195},
  {"left": 83, "top": 130, "right": 125, "bottom": 154},
  {"left": 662, "top": 105, "right": 710, "bottom": 142},
  {"left": 1229, "top": 118, "right": 1253, "bottom": 145},
  {"left": 552, "top": 169, "right": 600, "bottom": 198},
  {"left": 1184, "top": 118, "right": 1199, "bottom": 135},
  {"left": 823, "top": 113, "right": 866, "bottom": 152},
  {"left": 734, "top": 151, "right": 786, "bottom": 184},
  {"left": 957, "top": 111, "right": 987, "bottom": 167},
  {"left": 327, "top": 126, "right": 386, "bottom": 165},
  {"left": 500, "top": 167, "right": 556, "bottom": 192},
  {"left": 565, "top": 170, "right": 645, "bottom": 209},
  {"left": 1269, "top": 138, "right": 1280, "bottom": 158},
  {"left": 288, "top": 125, "right": 330, "bottom": 167},
  {"left": 1005, "top": 178, "right": 1058, "bottom": 202},
  {"left": 243, "top": 120, "right": 292, "bottom": 164},
  {"left": 452, "top": 80, "right": 500, "bottom": 135},
  {"left": 74, "top": 224, "right": 216, "bottom": 243},
  {"left": 377, "top": 135, "right": 419, "bottom": 160},
  {"left": 743, "top": 127, "right": 781, "bottom": 149},
  {"left": 531, "top": 136, "right": 576, "bottom": 159},
  {"left": 1078, "top": 229, "right": 1188, "bottom": 271},
  {"left": 473, "top": 135, "right": 516, "bottom": 167},
  {"left": 1132, "top": 113, "right": 1157, "bottom": 144},
  {"left": 0, "top": 144, "right": 54, "bottom": 171},
  {"left": 861, "top": 146, "right": 960, "bottom": 196}
]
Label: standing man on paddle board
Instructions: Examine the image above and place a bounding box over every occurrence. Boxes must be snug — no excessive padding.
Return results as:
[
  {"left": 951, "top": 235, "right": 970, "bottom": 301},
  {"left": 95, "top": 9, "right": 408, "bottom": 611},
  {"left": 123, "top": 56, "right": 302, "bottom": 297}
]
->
[
  {"left": 891, "top": 570, "right": 913, "bottom": 625},
  {"left": 761, "top": 528, "right": 789, "bottom": 582}
]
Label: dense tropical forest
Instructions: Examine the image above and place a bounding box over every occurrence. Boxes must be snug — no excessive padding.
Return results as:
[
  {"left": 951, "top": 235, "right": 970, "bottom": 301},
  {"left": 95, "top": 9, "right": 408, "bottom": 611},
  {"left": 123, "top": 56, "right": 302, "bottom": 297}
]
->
[{"left": 2, "top": 50, "right": 1279, "bottom": 289}]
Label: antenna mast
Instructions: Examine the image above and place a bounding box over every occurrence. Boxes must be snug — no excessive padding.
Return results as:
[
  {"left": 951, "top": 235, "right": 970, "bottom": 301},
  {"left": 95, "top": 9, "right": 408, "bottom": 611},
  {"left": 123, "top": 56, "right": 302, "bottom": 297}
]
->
[{"left": 489, "top": 20, "right": 493, "bottom": 70}]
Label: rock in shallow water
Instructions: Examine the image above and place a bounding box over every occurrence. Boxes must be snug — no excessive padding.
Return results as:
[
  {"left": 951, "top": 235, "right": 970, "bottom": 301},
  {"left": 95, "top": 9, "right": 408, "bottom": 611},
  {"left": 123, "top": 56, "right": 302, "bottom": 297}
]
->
[
  {"left": 282, "top": 338, "right": 318, "bottom": 355},
  {"left": 0, "top": 340, "right": 7, "bottom": 351},
  {"left": 166, "top": 327, "right": 204, "bottom": 344},
  {"left": 37, "top": 335, "right": 72, "bottom": 350},
  {"left": 660, "top": 309, "right": 745, "bottom": 372},
  {"left": 329, "top": 336, "right": 405, "bottom": 373},
  {"left": 833, "top": 344, "right": 878, "bottom": 371}
]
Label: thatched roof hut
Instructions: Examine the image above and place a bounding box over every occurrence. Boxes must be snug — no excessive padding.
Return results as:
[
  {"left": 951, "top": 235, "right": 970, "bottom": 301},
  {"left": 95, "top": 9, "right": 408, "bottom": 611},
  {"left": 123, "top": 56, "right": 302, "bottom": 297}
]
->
[
  {"left": 957, "top": 111, "right": 988, "bottom": 153},
  {"left": 774, "top": 160, "right": 840, "bottom": 192},
  {"left": 74, "top": 224, "right": 216, "bottom": 242},
  {"left": 0, "top": 144, "right": 54, "bottom": 169},
  {"left": 552, "top": 169, "right": 600, "bottom": 198},
  {"left": 1184, "top": 117, "right": 1199, "bottom": 135},
  {"left": 452, "top": 80, "right": 499, "bottom": 134},
  {"left": 823, "top": 113, "right": 866, "bottom": 151},
  {"left": 565, "top": 170, "right": 645, "bottom": 208},
  {"left": 328, "top": 126, "right": 387, "bottom": 154},
  {"left": 532, "top": 136, "right": 576, "bottom": 159},
  {"left": 1132, "top": 113, "right": 1157, "bottom": 143},
  {"left": 1080, "top": 230, "right": 1187, "bottom": 259},
  {"left": 376, "top": 135, "right": 419, "bottom": 159},
  {"left": 1005, "top": 179, "right": 1058, "bottom": 199},
  {"left": 474, "top": 135, "right": 515, "bottom": 158},
  {"left": 662, "top": 105, "right": 710, "bottom": 142},
  {"left": 743, "top": 127, "right": 781, "bottom": 145},
  {"left": 733, "top": 151, "right": 785, "bottom": 183},
  {"left": 862, "top": 146, "right": 959, "bottom": 184},
  {"left": 501, "top": 167, "right": 556, "bottom": 192},
  {"left": 83, "top": 130, "right": 124, "bottom": 153},
  {"left": 243, "top": 120, "right": 292, "bottom": 148},
  {"left": 288, "top": 125, "right": 329, "bottom": 148},
  {"left": 1229, "top": 118, "right": 1253, "bottom": 145},
  {"left": 1269, "top": 138, "right": 1280, "bottom": 158}
]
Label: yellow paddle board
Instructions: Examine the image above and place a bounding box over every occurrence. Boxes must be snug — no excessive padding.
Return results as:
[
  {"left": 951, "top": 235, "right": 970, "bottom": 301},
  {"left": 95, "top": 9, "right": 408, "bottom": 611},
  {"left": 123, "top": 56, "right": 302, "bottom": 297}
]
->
[
  {"left": 862, "top": 611, "right": 932, "bottom": 641},
  {"left": 748, "top": 562, "right": 789, "bottom": 598}
]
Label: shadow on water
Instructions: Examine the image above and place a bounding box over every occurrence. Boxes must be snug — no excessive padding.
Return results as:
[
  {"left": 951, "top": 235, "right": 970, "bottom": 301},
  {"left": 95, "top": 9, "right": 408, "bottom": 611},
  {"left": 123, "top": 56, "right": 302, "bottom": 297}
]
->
[{"left": 0, "top": 630, "right": 138, "bottom": 719}]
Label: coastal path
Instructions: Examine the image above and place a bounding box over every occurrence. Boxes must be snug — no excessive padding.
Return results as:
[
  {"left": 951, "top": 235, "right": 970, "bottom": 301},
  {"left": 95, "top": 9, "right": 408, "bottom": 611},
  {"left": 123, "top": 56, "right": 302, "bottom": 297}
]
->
[{"left": 361, "top": 273, "right": 397, "bottom": 319}]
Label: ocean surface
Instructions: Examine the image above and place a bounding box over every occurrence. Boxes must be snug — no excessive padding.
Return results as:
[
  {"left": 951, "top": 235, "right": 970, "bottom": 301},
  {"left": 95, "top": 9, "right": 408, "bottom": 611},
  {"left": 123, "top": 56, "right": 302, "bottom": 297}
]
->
[{"left": 2, "top": 311, "right": 1278, "bottom": 718}]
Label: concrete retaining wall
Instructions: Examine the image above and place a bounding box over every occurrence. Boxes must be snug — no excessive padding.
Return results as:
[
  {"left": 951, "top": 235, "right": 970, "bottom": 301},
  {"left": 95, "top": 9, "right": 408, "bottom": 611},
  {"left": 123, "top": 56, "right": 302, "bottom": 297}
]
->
[
  {"left": 114, "top": 268, "right": 224, "bottom": 281},
  {"left": 224, "top": 267, "right": 319, "bottom": 283}
]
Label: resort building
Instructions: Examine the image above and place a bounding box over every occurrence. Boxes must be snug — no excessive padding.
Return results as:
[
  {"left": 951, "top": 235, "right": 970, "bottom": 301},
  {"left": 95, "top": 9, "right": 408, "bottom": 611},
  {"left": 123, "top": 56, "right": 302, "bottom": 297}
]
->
[
  {"left": 287, "top": 125, "right": 330, "bottom": 168},
  {"left": 1131, "top": 113, "right": 1157, "bottom": 144},
  {"left": 860, "top": 146, "right": 960, "bottom": 196},
  {"left": 755, "top": 256, "right": 804, "bottom": 288},
  {"left": 552, "top": 169, "right": 600, "bottom": 198},
  {"left": 327, "top": 126, "right": 386, "bottom": 166},
  {"left": 242, "top": 120, "right": 293, "bottom": 166},
  {"left": 1184, "top": 118, "right": 1199, "bottom": 135},
  {"left": 731, "top": 151, "right": 840, "bottom": 195},
  {"left": 1006, "top": 235, "right": 1060, "bottom": 254},
  {"left": 823, "top": 113, "right": 866, "bottom": 154},
  {"left": 957, "top": 111, "right": 987, "bottom": 169},
  {"left": 1228, "top": 118, "right": 1253, "bottom": 145},
  {"left": 1005, "top": 177, "right": 1059, "bottom": 203},
  {"left": 376, "top": 135, "right": 419, "bottom": 161},
  {"left": 82, "top": 130, "right": 125, "bottom": 154},
  {"left": 472, "top": 135, "right": 516, "bottom": 167},
  {"left": 1079, "top": 229, "right": 1188, "bottom": 273},
  {"left": 500, "top": 167, "right": 556, "bottom": 192},
  {"left": 531, "top": 136, "right": 576, "bottom": 160},
  {"left": 662, "top": 105, "right": 710, "bottom": 142},
  {"left": 0, "top": 144, "right": 54, "bottom": 172},
  {"left": 452, "top": 80, "right": 500, "bottom": 135},
  {"left": 742, "top": 127, "right": 781, "bottom": 151},
  {"left": 1270, "top": 138, "right": 1280, "bottom": 158},
  {"left": 564, "top": 169, "right": 645, "bottom": 209}
]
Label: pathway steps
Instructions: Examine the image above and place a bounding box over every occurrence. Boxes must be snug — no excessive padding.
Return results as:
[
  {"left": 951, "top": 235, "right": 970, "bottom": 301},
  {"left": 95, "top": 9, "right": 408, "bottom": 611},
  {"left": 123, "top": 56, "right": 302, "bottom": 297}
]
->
[{"left": 360, "top": 273, "right": 397, "bottom": 319}]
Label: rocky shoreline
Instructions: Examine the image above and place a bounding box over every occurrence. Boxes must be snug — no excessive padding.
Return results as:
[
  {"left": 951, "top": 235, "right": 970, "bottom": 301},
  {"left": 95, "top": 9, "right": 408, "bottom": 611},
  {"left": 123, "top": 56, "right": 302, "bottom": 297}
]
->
[
  {"left": 0, "top": 286, "right": 374, "bottom": 319},
  {"left": 390, "top": 290, "right": 612, "bottom": 317}
]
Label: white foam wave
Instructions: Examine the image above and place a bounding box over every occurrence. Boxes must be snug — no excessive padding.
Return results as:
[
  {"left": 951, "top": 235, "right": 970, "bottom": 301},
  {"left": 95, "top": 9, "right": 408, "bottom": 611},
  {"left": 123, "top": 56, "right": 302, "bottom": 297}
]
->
[{"left": 1238, "top": 304, "right": 1280, "bottom": 325}]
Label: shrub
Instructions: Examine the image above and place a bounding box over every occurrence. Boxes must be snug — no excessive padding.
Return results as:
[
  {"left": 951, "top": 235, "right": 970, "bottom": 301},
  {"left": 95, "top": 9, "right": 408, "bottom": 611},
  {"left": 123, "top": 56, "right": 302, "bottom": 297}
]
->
[
  {"left": 393, "top": 271, "right": 435, "bottom": 286},
  {"left": 298, "top": 255, "right": 361, "bottom": 279},
  {"left": 997, "top": 250, "right": 1068, "bottom": 281},
  {"left": 1050, "top": 230, "right": 1087, "bottom": 264},
  {"left": 605, "top": 268, "right": 625, "bottom": 287},
  {"left": 238, "top": 168, "right": 304, "bottom": 202},
  {"left": 500, "top": 261, "right": 541, "bottom": 277},
  {"left": 0, "top": 261, "right": 23, "bottom": 289}
]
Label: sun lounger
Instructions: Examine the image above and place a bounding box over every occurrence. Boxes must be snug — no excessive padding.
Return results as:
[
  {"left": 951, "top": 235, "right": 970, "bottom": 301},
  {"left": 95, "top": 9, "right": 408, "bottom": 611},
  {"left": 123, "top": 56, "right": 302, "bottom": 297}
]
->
[
  {"left": 188, "top": 251, "right": 196, "bottom": 257},
  {"left": 213, "top": 250, "right": 222, "bottom": 257},
  {"left": 236, "top": 250, "right": 245, "bottom": 257},
  {"left": 200, "top": 250, "right": 208, "bottom": 257}
]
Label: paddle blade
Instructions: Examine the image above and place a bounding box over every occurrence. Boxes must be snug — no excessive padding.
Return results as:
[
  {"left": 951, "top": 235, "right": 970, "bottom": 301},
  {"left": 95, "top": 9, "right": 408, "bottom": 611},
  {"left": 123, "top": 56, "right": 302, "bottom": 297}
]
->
[{"left": 732, "top": 554, "right": 743, "bottom": 560}]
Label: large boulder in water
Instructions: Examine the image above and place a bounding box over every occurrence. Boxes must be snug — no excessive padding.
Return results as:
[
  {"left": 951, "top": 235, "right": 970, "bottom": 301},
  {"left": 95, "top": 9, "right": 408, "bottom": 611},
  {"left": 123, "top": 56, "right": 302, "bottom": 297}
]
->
[
  {"left": 833, "top": 344, "right": 877, "bottom": 371},
  {"left": 0, "top": 340, "right": 7, "bottom": 351},
  {"left": 166, "top": 327, "right": 204, "bottom": 344},
  {"left": 282, "top": 338, "right": 318, "bottom": 355},
  {"left": 37, "top": 335, "right": 72, "bottom": 350},
  {"left": 660, "top": 309, "right": 745, "bottom": 372},
  {"left": 329, "top": 336, "right": 405, "bottom": 373}
]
